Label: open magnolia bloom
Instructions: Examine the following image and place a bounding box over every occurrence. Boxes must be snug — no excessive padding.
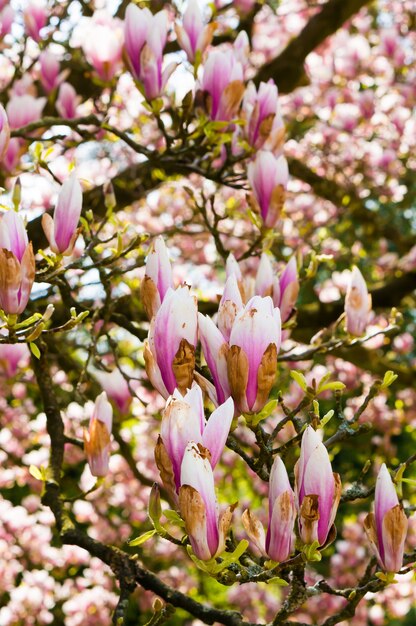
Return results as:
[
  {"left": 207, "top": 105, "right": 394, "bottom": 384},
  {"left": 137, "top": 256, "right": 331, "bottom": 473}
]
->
[
  {"left": 242, "top": 456, "right": 296, "bottom": 563},
  {"left": 0, "top": 211, "right": 35, "bottom": 316},
  {"left": 155, "top": 385, "right": 234, "bottom": 496},
  {"left": 179, "top": 442, "right": 235, "bottom": 561},
  {"left": 364, "top": 464, "right": 408, "bottom": 573},
  {"left": 144, "top": 285, "right": 198, "bottom": 398},
  {"left": 84, "top": 392, "right": 113, "bottom": 477},
  {"left": 344, "top": 266, "right": 372, "bottom": 336},
  {"left": 295, "top": 426, "right": 341, "bottom": 547}
]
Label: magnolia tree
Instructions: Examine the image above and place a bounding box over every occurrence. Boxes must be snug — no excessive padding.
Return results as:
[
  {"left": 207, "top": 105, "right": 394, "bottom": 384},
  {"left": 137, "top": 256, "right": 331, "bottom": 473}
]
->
[{"left": 0, "top": 0, "right": 415, "bottom": 625}]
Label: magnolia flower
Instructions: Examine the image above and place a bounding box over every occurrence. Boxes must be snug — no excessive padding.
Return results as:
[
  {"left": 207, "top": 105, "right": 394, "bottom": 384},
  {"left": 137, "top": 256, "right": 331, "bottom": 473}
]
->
[
  {"left": 198, "top": 313, "right": 231, "bottom": 406},
  {"left": 255, "top": 254, "right": 299, "bottom": 324},
  {"left": 345, "top": 266, "right": 372, "bottom": 336},
  {"left": 91, "top": 368, "right": 132, "bottom": 414},
  {"left": 82, "top": 12, "right": 124, "bottom": 82},
  {"left": 155, "top": 385, "right": 234, "bottom": 494},
  {"left": 295, "top": 426, "right": 341, "bottom": 547},
  {"left": 243, "top": 456, "right": 296, "bottom": 562},
  {"left": 201, "top": 50, "right": 244, "bottom": 121},
  {"left": 39, "top": 51, "right": 62, "bottom": 94},
  {"left": 217, "top": 274, "right": 243, "bottom": 342},
  {"left": 6, "top": 95, "right": 46, "bottom": 130},
  {"left": 84, "top": 392, "right": 113, "bottom": 477},
  {"left": 0, "top": 104, "right": 10, "bottom": 160},
  {"left": 56, "top": 82, "right": 80, "bottom": 120},
  {"left": 0, "top": 5, "right": 14, "bottom": 39},
  {"left": 248, "top": 151, "right": 289, "bottom": 229},
  {"left": 42, "top": 173, "right": 83, "bottom": 256},
  {"left": 0, "top": 343, "right": 29, "bottom": 378},
  {"left": 243, "top": 81, "right": 284, "bottom": 151},
  {"left": 179, "top": 442, "right": 234, "bottom": 560},
  {"left": 0, "top": 212, "right": 35, "bottom": 316},
  {"left": 227, "top": 296, "right": 281, "bottom": 414},
  {"left": 144, "top": 286, "right": 198, "bottom": 398},
  {"left": 175, "top": 0, "right": 216, "bottom": 63},
  {"left": 23, "top": 2, "right": 47, "bottom": 42},
  {"left": 364, "top": 464, "right": 408, "bottom": 573},
  {"left": 124, "top": 5, "right": 176, "bottom": 100},
  {"left": 141, "top": 235, "right": 173, "bottom": 320}
]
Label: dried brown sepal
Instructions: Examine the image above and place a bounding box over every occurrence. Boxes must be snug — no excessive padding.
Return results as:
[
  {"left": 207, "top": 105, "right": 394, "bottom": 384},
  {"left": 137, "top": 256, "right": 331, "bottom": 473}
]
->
[
  {"left": 84, "top": 419, "right": 111, "bottom": 457},
  {"left": 252, "top": 342, "right": 277, "bottom": 413},
  {"left": 241, "top": 509, "right": 266, "bottom": 556},
  {"left": 227, "top": 344, "right": 249, "bottom": 414},
  {"left": 140, "top": 275, "right": 160, "bottom": 320},
  {"left": 299, "top": 494, "right": 320, "bottom": 545},
  {"left": 178, "top": 484, "right": 211, "bottom": 561},
  {"left": 258, "top": 112, "right": 275, "bottom": 142},
  {"left": 0, "top": 248, "right": 21, "bottom": 297},
  {"left": 216, "top": 502, "right": 237, "bottom": 557},
  {"left": 382, "top": 504, "right": 408, "bottom": 572},
  {"left": 172, "top": 338, "right": 195, "bottom": 394},
  {"left": 221, "top": 80, "right": 245, "bottom": 121},
  {"left": 154, "top": 436, "right": 177, "bottom": 503}
]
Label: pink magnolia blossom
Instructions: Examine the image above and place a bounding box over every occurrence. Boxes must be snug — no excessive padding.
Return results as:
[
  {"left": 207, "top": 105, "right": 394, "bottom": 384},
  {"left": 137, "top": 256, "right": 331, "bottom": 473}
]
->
[
  {"left": 157, "top": 384, "right": 233, "bottom": 491},
  {"left": 295, "top": 426, "right": 341, "bottom": 547},
  {"left": 92, "top": 368, "right": 132, "bottom": 414},
  {"left": 345, "top": 266, "right": 372, "bottom": 336},
  {"left": 39, "top": 51, "right": 61, "bottom": 94},
  {"left": 179, "top": 442, "right": 234, "bottom": 560},
  {"left": 124, "top": 5, "right": 175, "bottom": 100},
  {"left": 6, "top": 95, "right": 46, "bottom": 130},
  {"left": 0, "top": 5, "right": 14, "bottom": 38},
  {"left": 23, "top": 3, "right": 47, "bottom": 42},
  {"left": 243, "top": 456, "right": 296, "bottom": 562},
  {"left": 217, "top": 274, "right": 243, "bottom": 342},
  {"left": 82, "top": 13, "right": 124, "bottom": 82},
  {"left": 144, "top": 286, "right": 198, "bottom": 398},
  {"left": 247, "top": 151, "right": 289, "bottom": 229},
  {"left": 243, "top": 81, "right": 284, "bottom": 151},
  {"left": 0, "top": 104, "right": 10, "bottom": 160},
  {"left": 84, "top": 392, "right": 113, "bottom": 477},
  {"left": 364, "top": 464, "right": 408, "bottom": 573},
  {"left": 3, "top": 138, "right": 20, "bottom": 172},
  {"left": 256, "top": 255, "right": 299, "bottom": 324},
  {"left": 141, "top": 235, "right": 173, "bottom": 320},
  {"left": 201, "top": 50, "right": 244, "bottom": 121},
  {"left": 0, "top": 343, "right": 29, "bottom": 378},
  {"left": 55, "top": 82, "right": 80, "bottom": 120},
  {"left": 198, "top": 313, "right": 231, "bottom": 406},
  {"left": 175, "top": 0, "right": 216, "bottom": 63},
  {"left": 0, "top": 212, "right": 35, "bottom": 316},
  {"left": 42, "top": 172, "right": 83, "bottom": 256},
  {"left": 228, "top": 295, "right": 281, "bottom": 414}
]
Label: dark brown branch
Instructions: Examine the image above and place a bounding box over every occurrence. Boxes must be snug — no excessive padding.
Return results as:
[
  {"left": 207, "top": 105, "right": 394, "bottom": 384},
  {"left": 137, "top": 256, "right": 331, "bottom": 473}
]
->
[{"left": 254, "top": 0, "right": 372, "bottom": 92}]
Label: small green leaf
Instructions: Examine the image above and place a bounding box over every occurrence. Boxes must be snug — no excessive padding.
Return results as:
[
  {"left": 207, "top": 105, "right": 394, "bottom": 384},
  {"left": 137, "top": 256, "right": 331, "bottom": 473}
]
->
[
  {"left": 129, "top": 529, "right": 157, "bottom": 547},
  {"left": 380, "top": 370, "right": 398, "bottom": 390},
  {"left": 290, "top": 370, "right": 308, "bottom": 391},
  {"left": 321, "top": 410, "right": 334, "bottom": 427},
  {"left": 163, "top": 509, "right": 185, "bottom": 527},
  {"left": 266, "top": 576, "right": 289, "bottom": 586},
  {"left": 320, "top": 381, "right": 346, "bottom": 392},
  {"left": 29, "top": 465, "right": 44, "bottom": 480},
  {"left": 29, "top": 342, "right": 41, "bottom": 359}
]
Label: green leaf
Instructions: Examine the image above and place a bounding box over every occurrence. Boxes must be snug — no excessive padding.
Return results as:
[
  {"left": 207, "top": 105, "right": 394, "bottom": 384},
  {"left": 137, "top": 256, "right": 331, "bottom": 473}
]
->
[
  {"left": 29, "top": 465, "right": 44, "bottom": 480},
  {"left": 321, "top": 409, "right": 334, "bottom": 427},
  {"left": 266, "top": 576, "right": 289, "bottom": 586},
  {"left": 380, "top": 370, "right": 398, "bottom": 390},
  {"left": 29, "top": 342, "right": 41, "bottom": 359},
  {"left": 250, "top": 399, "right": 278, "bottom": 426},
  {"left": 129, "top": 529, "right": 157, "bottom": 547},
  {"left": 290, "top": 370, "right": 308, "bottom": 391},
  {"left": 320, "top": 381, "right": 346, "bottom": 392},
  {"left": 163, "top": 509, "right": 185, "bottom": 527}
]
